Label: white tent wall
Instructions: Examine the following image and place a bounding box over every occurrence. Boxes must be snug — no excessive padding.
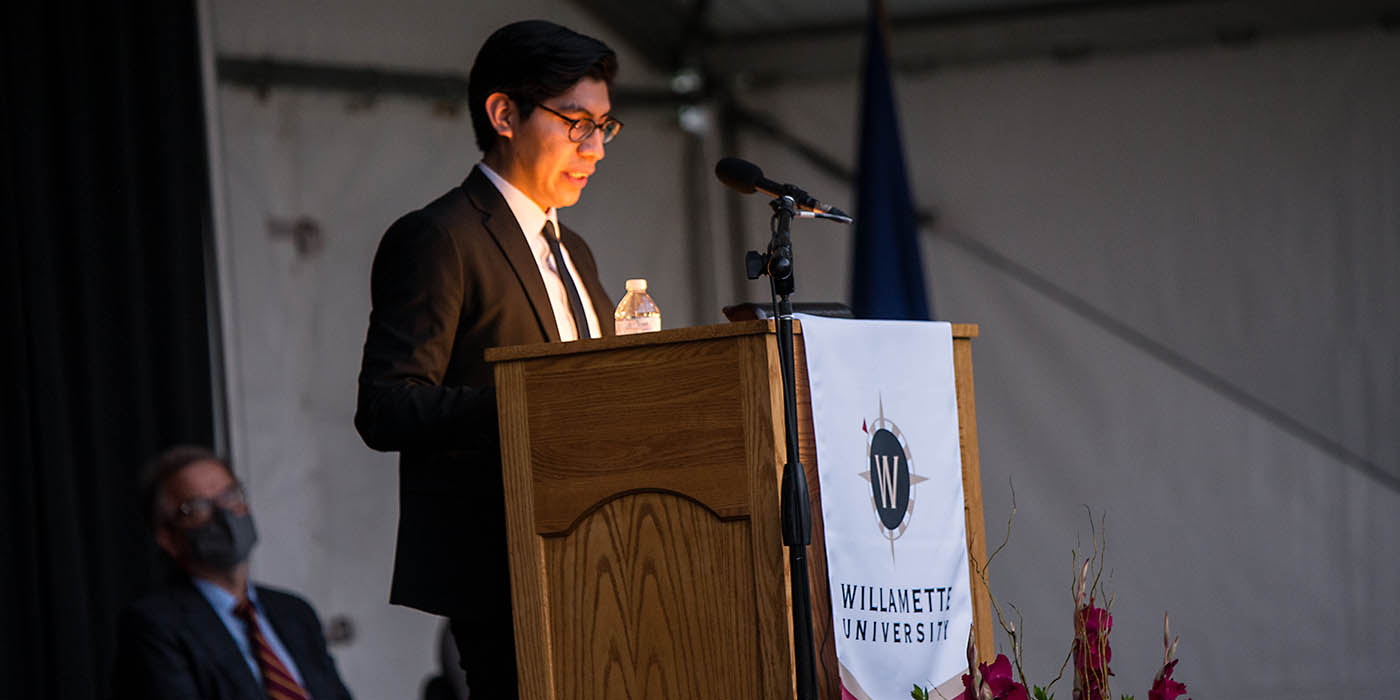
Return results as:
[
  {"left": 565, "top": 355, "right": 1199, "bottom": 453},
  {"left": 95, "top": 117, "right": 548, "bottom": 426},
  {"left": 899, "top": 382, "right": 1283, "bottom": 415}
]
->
[
  {"left": 735, "top": 27, "right": 1399, "bottom": 698},
  {"left": 201, "top": 1, "right": 694, "bottom": 697},
  {"left": 200, "top": 0, "right": 1400, "bottom": 694}
]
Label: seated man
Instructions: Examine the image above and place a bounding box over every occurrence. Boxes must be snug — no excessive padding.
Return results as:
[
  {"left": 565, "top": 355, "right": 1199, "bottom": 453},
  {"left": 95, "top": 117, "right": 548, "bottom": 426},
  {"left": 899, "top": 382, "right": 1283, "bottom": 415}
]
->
[{"left": 112, "top": 445, "right": 352, "bottom": 699}]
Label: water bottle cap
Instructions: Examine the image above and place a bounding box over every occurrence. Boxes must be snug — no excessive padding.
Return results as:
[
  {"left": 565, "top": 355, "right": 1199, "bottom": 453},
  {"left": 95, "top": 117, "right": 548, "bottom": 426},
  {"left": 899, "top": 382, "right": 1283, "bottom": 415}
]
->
[{"left": 625, "top": 278, "right": 647, "bottom": 292}]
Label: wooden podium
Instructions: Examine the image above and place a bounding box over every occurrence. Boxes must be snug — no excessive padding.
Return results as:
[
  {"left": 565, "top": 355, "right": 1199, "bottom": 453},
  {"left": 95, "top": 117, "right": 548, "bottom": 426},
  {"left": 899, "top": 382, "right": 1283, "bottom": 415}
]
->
[{"left": 486, "top": 320, "right": 990, "bottom": 700}]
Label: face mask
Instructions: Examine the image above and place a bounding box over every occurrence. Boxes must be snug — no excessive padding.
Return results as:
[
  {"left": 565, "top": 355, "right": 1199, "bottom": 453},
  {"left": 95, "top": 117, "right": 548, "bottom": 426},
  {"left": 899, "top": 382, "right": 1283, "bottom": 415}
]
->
[{"left": 184, "top": 508, "right": 259, "bottom": 570}]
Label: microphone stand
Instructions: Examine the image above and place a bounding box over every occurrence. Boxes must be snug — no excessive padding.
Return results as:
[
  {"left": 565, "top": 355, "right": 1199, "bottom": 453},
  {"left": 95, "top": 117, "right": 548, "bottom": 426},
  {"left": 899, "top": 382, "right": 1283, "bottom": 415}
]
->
[{"left": 746, "top": 195, "right": 818, "bottom": 700}]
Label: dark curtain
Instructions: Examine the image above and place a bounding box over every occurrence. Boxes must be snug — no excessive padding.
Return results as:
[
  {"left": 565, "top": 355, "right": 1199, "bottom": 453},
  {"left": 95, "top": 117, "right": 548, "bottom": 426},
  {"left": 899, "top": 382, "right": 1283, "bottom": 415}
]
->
[{"left": 1, "top": 2, "right": 217, "bottom": 698}]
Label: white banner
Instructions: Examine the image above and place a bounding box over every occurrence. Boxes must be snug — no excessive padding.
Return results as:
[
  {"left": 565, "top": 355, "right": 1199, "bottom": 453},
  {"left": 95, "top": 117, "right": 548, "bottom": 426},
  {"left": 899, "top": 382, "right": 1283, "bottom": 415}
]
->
[{"left": 799, "top": 315, "right": 971, "bottom": 700}]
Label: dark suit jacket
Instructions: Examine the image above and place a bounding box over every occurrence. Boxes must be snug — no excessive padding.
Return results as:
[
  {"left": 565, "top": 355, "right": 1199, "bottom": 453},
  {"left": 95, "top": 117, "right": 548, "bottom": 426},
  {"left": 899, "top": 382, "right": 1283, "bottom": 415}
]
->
[
  {"left": 354, "top": 166, "right": 614, "bottom": 619},
  {"left": 111, "top": 578, "right": 352, "bottom": 699}
]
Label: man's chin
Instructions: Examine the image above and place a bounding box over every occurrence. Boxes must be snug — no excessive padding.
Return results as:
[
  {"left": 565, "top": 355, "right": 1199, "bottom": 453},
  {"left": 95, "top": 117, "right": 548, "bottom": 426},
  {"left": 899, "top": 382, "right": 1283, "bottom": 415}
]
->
[{"left": 553, "top": 191, "right": 584, "bottom": 209}]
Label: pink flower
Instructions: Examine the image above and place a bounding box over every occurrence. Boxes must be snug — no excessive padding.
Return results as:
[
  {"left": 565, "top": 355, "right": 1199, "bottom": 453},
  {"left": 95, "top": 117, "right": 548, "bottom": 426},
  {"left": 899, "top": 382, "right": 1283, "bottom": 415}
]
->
[
  {"left": 1072, "top": 600, "right": 1113, "bottom": 700},
  {"left": 959, "top": 654, "right": 1030, "bottom": 700},
  {"left": 1148, "top": 659, "right": 1188, "bottom": 700}
]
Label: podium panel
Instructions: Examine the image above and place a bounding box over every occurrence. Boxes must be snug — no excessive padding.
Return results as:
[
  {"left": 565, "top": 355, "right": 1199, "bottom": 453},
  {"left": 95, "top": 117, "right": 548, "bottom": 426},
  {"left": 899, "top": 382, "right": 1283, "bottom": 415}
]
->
[{"left": 544, "top": 494, "right": 759, "bottom": 698}]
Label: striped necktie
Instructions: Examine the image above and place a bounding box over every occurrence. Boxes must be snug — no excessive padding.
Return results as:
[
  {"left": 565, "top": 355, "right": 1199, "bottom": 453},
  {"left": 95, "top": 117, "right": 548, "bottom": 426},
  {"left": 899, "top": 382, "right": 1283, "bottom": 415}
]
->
[
  {"left": 234, "top": 598, "right": 311, "bottom": 700},
  {"left": 544, "top": 220, "right": 592, "bottom": 340}
]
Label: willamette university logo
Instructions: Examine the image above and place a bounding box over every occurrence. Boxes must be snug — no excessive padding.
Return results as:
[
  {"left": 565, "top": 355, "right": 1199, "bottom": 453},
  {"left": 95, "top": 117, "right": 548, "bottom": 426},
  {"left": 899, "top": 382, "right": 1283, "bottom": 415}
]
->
[{"left": 860, "top": 396, "right": 928, "bottom": 558}]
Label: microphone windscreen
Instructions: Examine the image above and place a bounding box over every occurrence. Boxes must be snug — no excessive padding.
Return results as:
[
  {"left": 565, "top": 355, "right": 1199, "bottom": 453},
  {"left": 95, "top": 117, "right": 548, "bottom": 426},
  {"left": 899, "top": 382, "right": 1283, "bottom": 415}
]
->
[{"left": 715, "top": 157, "right": 762, "bottom": 194}]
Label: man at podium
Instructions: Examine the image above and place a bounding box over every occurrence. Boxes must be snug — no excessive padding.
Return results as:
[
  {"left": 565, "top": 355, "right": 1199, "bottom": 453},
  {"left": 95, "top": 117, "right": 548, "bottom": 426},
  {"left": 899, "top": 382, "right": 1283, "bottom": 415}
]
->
[{"left": 353, "top": 19, "right": 620, "bottom": 698}]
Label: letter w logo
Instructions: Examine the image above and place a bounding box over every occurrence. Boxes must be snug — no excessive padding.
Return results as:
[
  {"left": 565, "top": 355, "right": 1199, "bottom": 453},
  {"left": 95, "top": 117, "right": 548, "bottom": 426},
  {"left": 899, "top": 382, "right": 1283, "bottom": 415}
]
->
[{"left": 875, "top": 455, "right": 899, "bottom": 508}]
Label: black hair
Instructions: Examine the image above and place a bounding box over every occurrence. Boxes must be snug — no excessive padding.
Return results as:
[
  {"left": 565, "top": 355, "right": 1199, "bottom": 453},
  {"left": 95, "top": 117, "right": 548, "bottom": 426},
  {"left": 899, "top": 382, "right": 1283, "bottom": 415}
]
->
[
  {"left": 139, "top": 445, "right": 234, "bottom": 529},
  {"left": 467, "top": 19, "right": 618, "bottom": 153}
]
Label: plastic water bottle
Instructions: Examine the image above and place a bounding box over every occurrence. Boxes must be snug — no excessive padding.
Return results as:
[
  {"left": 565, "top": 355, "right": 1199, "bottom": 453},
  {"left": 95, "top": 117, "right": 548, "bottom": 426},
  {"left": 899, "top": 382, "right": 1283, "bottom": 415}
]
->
[{"left": 614, "top": 279, "right": 661, "bottom": 335}]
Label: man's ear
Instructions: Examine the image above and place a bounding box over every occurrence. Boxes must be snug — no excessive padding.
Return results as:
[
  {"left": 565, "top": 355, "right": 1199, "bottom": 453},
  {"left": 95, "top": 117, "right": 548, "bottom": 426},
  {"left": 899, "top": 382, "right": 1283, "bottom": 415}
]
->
[
  {"left": 154, "top": 526, "right": 181, "bottom": 560},
  {"left": 484, "top": 92, "right": 515, "bottom": 141}
]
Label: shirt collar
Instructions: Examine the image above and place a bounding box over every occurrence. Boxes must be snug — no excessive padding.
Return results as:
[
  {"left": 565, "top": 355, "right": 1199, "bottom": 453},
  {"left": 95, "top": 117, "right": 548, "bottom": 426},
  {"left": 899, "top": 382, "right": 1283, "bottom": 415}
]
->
[
  {"left": 477, "top": 162, "right": 558, "bottom": 240},
  {"left": 191, "top": 576, "right": 259, "bottom": 614}
]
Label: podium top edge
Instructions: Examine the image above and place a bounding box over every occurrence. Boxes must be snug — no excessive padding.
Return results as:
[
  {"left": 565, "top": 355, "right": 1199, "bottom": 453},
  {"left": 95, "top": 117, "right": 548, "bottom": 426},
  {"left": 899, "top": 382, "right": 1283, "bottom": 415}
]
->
[
  {"left": 485, "top": 320, "right": 775, "bottom": 363},
  {"left": 485, "top": 320, "right": 979, "bottom": 363}
]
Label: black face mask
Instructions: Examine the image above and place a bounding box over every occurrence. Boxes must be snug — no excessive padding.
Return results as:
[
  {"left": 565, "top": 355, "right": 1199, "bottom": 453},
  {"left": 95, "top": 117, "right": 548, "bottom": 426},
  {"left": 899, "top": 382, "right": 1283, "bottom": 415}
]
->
[{"left": 184, "top": 508, "right": 259, "bottom": 570}]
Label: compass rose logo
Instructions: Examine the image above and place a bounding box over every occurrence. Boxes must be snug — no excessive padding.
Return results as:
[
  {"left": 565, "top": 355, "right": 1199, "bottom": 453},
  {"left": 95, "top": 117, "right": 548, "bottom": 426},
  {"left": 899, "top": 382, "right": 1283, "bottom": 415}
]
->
[{"left": 860, "top": 395, "right": 928, "bottom": 558}]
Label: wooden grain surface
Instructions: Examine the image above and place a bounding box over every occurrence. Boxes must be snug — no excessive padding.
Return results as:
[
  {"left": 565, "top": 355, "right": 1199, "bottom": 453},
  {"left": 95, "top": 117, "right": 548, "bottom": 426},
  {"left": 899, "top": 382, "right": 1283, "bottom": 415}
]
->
[
  {"left": 497, "top": 361, "right": 559, "bottom": 700},
  {"left": 544, "top": 494, "right": 760, "bottom": 699},
  {"left": 741, "top": 335, "right": 803, "bottom": 700},
  {"left": 953, "top": 334, "right": 995, "bottom": 663},
  {"left": 523, "top": 339, "right": 750, "bottom": 535}
]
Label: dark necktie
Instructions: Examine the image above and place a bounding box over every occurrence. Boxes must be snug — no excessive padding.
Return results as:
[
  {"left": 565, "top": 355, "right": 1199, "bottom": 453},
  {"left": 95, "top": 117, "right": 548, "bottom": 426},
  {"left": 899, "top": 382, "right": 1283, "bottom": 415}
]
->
[
  {"left": 544, "top": 220, "right": 592, "bottom": 340},
  {"left": 234, "top": 598, "right": 311, "bottom": 700}
]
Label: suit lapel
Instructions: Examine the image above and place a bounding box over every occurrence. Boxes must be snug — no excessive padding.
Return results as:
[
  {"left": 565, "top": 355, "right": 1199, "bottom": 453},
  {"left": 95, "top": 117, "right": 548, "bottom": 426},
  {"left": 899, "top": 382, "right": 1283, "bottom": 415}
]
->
[
  {"left": 174, "top": 581, "right": 265, "bottom": 699},
  {"left": 464, "top": 167, "right": 562, "bottom": 343}
]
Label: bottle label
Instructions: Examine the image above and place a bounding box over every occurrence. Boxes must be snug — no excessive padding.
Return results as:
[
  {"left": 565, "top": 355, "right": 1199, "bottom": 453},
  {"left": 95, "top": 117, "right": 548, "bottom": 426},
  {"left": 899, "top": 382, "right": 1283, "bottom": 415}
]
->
[{"left": 615, "top": 316, "right": 661, "bottom": 335}]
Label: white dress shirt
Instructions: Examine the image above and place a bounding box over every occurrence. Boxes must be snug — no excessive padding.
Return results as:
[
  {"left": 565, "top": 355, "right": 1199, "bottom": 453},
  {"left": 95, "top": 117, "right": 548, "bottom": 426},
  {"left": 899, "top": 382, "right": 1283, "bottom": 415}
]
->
[{"left": 477, "top": 162, "right": 601, "bottom": 341}]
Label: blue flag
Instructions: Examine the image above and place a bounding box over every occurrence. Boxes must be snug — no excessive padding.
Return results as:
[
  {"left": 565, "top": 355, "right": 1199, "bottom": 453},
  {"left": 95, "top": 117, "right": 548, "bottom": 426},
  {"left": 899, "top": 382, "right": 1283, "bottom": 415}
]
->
[{"left": 851, "top": 1, "right": 931, "bottom": 320}]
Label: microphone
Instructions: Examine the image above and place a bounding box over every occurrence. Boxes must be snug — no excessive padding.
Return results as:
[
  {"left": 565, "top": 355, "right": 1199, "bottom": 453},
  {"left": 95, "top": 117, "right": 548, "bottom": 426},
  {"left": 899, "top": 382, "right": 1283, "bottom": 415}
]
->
[{"left": 714, "top": 157, "right": 853, "bottom": 223}]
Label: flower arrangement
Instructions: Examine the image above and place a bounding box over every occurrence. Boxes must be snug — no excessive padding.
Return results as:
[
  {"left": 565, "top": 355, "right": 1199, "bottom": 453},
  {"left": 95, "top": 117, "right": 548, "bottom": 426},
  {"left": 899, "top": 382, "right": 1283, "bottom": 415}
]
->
[{"left": 913, "top": 506, "right": 1190, "bottom": 700}]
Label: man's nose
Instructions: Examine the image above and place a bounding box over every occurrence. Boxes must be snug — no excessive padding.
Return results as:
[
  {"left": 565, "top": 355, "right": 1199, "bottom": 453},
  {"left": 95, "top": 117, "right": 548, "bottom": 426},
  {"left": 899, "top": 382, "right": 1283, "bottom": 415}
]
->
[{"left": 578, "top": 129, "right": 605, "bottom": 159}]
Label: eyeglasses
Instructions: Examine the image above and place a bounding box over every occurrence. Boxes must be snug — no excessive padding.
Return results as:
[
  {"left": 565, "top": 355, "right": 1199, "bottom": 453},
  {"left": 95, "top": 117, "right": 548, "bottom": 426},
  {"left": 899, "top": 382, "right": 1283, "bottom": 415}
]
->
[
  {"left": 168, "top": 483, "right": 248, "bottom": 525},
  {"left": 533, "top": 103, "right": 623, "bottom": 144}
]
